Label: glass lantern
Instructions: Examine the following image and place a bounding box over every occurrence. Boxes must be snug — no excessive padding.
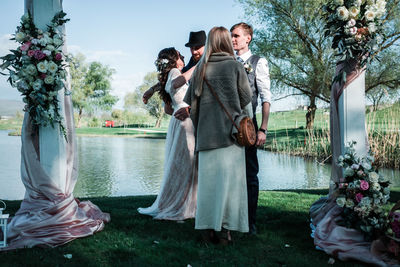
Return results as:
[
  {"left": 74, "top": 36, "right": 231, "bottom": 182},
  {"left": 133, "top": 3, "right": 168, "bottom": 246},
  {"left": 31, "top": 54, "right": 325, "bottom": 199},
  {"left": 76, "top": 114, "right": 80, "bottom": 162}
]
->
[{"left": 0, "top": 200, "right": 8, "bottom": 248}]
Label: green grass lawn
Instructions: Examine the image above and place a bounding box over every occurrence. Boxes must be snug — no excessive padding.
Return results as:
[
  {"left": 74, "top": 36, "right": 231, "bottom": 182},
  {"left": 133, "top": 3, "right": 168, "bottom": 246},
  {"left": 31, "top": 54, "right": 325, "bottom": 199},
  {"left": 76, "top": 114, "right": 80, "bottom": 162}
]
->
[
  {"left": 75, "top": 127, "right": 167, "bottom": 138},
  {"left": 3, "top": 189, "right": 400, "bottom": 266},
  {"left": 0, "top": 118, "right": 23, "bottom": 131}
]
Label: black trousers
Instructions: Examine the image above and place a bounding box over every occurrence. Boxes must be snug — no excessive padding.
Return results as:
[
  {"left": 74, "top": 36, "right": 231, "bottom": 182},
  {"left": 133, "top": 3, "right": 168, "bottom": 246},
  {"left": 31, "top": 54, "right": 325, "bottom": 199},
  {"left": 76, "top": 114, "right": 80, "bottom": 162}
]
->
[{"left": 245, "top": 117, "right": 259, "bottom": 227}]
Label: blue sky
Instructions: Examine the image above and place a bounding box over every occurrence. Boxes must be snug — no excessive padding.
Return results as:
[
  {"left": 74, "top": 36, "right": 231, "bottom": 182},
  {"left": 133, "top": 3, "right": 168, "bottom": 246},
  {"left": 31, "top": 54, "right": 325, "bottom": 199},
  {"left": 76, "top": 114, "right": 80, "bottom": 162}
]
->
[{"left": 0, "top": 0, "right": 299, "bottom": 111}]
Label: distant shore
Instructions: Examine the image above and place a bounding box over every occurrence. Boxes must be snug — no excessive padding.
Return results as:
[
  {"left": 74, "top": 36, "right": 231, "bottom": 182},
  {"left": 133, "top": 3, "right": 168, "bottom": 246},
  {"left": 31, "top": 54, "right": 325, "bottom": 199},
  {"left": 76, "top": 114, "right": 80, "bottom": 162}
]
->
[{"left": 1, "top": 103, "right": 399, "bottom": 168}]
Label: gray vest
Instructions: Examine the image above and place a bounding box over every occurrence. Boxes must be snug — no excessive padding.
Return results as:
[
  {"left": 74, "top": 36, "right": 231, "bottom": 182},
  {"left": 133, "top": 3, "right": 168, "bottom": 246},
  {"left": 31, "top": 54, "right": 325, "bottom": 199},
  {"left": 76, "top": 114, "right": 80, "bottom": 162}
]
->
[{"left": 245, "top": 55, "right": 261, "bottom": 114}]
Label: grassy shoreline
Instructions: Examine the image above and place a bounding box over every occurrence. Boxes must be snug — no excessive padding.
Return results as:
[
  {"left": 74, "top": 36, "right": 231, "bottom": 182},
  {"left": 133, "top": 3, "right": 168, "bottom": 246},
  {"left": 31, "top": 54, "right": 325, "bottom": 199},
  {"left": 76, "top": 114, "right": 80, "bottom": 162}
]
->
[{"left": 4, "top": 189, "right": 394, "bottom": 266}]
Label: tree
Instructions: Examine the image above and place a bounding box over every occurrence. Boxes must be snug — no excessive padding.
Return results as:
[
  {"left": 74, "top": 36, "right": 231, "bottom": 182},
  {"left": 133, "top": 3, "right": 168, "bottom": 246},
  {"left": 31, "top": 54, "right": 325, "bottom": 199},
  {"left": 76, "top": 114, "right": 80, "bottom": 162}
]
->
[
  {"left": 124, "top": 72, "right": 165, "bottom": 128},
  {"left": 238, "top": 0, "right": 334, "bottom": 128},
  {"left": 238, "top": 0, "right": 400, "bottom": 128},
  {"left": 365, "top": 0, "right": 400, "bottom": 110},
  {"left": 111, "top": 109, "right": 124, "bottom": 125},
  {"left": 69, "top": 53, "right": 118, "bottom": 127},
  {"left": 366, "top": 50, "right": 400, "bottom": 111}
]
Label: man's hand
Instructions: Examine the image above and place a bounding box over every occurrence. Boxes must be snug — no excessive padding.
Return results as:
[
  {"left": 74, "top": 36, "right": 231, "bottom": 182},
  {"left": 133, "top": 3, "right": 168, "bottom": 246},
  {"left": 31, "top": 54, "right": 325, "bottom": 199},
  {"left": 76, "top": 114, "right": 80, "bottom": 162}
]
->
[
  {"left": 256, "top": 102, "right": 270, "bottom": 147},
  {"left": 143, "top": 83, "right": 161, "bottom": 104},
  {"left": 174, "top": 107, "right": 190, "bottom": 121},
  {"left": 142, "top": 87, "right": 154, "bottom": 104},
  {"left": 164, "top": 102, "right": 174, "bottom": 115},
  {"left": 256, "top": 131, "right": 267, "bottom": 147}
]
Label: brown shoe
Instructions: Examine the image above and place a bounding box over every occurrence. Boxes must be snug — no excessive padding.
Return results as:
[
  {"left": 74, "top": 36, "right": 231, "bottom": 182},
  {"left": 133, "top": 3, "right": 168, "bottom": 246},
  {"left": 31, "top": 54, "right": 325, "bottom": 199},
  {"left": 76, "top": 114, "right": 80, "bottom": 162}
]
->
[
  {"left": 219, "top": 229, "right": 232, "bottom": 246},
  {"left": 201, "top": 230, "right": 219, "bottom": 244}
]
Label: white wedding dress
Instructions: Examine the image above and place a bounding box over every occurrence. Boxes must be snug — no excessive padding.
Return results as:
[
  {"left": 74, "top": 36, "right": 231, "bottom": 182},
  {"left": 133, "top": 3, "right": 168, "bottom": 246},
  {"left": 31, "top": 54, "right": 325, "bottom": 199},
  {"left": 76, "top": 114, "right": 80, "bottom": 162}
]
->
[{"left": 138, "top": 68, "right": 197, "bottom": 220}]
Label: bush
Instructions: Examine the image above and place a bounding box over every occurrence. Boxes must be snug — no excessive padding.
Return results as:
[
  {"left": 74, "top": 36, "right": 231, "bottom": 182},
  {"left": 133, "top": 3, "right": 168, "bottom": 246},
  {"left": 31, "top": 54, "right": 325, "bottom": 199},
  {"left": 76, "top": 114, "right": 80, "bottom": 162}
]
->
[{"left": 88, "top": 117, "right": 101, "bottom": 127}]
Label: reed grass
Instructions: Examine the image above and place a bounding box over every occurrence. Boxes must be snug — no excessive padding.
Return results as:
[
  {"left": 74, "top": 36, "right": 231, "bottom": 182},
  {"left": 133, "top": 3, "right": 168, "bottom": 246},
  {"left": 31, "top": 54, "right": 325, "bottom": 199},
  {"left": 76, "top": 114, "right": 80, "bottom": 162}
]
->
[
  {"left": 264, "top": 103, "right": 400, "bottom": 168},
  {"left": 367, "top": 104, "right": 400, "bottom": 168}
]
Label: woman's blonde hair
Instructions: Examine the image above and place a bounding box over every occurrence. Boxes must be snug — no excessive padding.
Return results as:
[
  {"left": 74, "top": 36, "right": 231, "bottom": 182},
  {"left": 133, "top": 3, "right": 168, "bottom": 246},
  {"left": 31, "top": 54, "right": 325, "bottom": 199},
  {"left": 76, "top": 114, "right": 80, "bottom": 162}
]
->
[{"left": 192, "top": 27, "right": 235, "bottom": 96}]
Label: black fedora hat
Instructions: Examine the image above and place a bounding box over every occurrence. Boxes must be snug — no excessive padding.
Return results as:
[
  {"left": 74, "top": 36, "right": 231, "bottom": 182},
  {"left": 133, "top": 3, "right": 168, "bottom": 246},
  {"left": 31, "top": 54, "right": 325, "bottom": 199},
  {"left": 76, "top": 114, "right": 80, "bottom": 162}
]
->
[{"left": 185, "top": 30, "right": 206, "bottom": 47}]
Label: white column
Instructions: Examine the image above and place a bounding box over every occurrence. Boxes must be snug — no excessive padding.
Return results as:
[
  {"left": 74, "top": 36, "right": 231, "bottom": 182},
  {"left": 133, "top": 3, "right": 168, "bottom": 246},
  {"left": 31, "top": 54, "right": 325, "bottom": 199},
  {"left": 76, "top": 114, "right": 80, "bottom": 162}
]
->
[
  {"left": 25, "top": 0, "right": 67, "bottom": 193},
  {"left": 338, "top": 71, "right": 368, "bottom": 158}
]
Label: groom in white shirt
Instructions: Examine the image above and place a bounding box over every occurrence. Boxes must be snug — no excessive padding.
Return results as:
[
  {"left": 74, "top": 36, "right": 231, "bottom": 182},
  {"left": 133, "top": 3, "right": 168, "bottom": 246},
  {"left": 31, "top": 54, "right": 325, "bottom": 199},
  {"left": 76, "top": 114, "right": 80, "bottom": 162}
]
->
[{"left": 231, "top": 22, "right": 271, "bottom": 235}]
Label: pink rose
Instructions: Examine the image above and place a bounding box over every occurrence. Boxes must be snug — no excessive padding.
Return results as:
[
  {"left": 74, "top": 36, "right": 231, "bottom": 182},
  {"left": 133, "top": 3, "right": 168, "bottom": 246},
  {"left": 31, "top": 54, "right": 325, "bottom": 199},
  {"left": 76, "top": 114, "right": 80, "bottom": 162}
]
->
[
  {"left": 27, "top": 50, "right": 35, "bottom": 57},
  {"left": 39, "top": 73, "right": 47, "bottom": 79},
  {"left": 360, "top": 180, "right": 369, "bottom": 191},
  {"left": 34, "top": 50, "right": 46, "bottom": 60},
  {"left": 20, "top": 41, "right": 31, "bottom": 51},
  {"left": 355, "top": 193, "right": 364, "bottom": 203},
  {"left": 54, "top": 53, "right": 62, "bottom": 61}
]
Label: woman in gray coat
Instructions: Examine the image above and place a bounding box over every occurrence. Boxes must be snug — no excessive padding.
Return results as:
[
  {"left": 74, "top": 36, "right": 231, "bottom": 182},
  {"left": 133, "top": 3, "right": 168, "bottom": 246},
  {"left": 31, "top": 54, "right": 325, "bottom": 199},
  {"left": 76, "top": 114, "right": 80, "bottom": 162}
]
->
[{"left": 184, "top": 26, "right": 253, "bottom": 243}]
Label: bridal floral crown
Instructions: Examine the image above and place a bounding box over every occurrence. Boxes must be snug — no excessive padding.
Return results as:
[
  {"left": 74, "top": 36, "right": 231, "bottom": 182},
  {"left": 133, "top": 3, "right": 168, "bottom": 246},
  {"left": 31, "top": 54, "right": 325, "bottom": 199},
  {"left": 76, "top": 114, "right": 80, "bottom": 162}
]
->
[{"left": 154, "top": 58, "right": 169, "bottom": 72}]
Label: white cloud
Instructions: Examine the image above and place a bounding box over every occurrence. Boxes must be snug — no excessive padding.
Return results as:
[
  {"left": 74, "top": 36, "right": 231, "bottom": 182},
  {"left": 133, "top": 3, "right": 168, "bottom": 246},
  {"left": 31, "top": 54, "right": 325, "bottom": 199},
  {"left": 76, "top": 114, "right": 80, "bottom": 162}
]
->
[
  {"left": 111, "top": 72, "right": 146, "bottom": 109},
  {"left": 67, "top": 45, "right": 130, "bottom": 67}
]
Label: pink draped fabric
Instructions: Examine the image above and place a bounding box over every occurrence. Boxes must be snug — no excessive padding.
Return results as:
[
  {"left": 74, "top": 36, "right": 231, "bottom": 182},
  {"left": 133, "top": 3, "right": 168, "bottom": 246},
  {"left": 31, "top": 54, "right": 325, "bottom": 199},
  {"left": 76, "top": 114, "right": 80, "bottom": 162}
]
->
[
  {"left": 309, "top": 61, "right": 392, "bottom": 266},
  {"left": 1, "top": 94, "right": 110, "bottom": 250}
]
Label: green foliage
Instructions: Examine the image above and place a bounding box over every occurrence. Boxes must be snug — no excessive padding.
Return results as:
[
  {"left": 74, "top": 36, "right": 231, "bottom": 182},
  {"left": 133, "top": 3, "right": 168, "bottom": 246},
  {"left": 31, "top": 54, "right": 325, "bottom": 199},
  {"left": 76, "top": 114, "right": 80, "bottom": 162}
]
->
[
  {"left": 124, "top": 72, "right": 165, "bottom": 128},
  {"left": 70, "top": 53, "right": 118, "bottom": 127},
  {"left": 87, "top": 117, "right": 101, "bottom": 128},
  {"left": 366, "top": 49, "right": 400, "bottom": 109}
]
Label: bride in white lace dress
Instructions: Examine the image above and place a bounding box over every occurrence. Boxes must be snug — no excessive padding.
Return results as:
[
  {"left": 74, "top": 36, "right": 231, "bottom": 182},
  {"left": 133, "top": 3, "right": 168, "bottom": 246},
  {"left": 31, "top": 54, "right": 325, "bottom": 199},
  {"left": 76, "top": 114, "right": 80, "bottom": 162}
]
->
[{"left": 138, "top": 47, "right": 197, "bottom": 220}]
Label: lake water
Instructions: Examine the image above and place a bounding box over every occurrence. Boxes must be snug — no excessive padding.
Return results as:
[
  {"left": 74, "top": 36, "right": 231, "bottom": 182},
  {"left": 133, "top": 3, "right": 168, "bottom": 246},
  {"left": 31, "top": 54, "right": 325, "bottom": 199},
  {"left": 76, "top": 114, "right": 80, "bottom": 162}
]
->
[{"left": 0, "top": 130, "right": 399, "bottom": 200}]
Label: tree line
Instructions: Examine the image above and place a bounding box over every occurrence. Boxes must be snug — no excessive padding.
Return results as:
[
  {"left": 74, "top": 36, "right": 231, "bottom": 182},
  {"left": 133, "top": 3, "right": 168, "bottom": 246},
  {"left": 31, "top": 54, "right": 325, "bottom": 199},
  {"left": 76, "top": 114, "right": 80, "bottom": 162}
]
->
[{"left": 70, "top": 0, "right": 400, "bottom": 129}]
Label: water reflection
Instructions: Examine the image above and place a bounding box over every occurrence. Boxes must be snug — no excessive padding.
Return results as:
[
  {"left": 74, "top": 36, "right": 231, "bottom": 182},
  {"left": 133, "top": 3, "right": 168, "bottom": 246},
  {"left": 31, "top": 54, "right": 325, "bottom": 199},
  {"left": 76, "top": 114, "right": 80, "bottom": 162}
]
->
[
  {"left": 74, "top": 137, "right": 115, "bottom": 197},
  {"left": 0, "top": 130, "right": 398, "bottom": 200},
  {"left": 75, "top": 137, "right": 165, "bottom": 197},
  {"left": 259, "top": 152, "right": 331, "bottom": 190},
  {"left": 0, "top": 131, "right": 23, "bottom": 200}
]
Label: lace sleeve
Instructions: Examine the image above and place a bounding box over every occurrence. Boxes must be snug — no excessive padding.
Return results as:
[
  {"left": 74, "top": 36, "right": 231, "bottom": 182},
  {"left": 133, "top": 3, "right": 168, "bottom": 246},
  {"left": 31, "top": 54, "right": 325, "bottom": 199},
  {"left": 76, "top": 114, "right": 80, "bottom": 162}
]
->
[{"left": 166, "top": 68, "right": 181, "bottom": 93}]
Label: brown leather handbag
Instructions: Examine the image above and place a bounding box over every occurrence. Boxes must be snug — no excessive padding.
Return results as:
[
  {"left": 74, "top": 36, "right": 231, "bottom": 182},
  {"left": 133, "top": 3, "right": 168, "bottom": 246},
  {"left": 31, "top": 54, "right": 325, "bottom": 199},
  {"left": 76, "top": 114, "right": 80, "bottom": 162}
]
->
[{"left": 204, "top": 78, "right": 256, "bottom": 147}]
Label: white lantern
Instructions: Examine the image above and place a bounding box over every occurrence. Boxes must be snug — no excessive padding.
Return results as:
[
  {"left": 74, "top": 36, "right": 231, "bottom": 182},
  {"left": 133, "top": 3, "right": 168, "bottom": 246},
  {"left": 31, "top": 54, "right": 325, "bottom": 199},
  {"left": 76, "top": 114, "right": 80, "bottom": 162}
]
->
[{"left": 0, "top": 200, "right": 8, "bottom": 248}]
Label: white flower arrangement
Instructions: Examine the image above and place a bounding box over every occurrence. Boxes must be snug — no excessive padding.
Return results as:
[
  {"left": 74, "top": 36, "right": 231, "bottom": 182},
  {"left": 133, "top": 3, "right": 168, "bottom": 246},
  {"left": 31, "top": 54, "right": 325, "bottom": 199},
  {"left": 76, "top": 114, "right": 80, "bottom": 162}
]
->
[
  {"left": 335, "top": 141, "right": 390, "bottom": 240},
  {"left": 243, "top": 63, "right": 253, "bottom": 73},
  {"left": 0, "top": 11, "right": 70, "bottom": 138},
  {"left": 322, "top": 0, "right": 387, "bottom": 84}
]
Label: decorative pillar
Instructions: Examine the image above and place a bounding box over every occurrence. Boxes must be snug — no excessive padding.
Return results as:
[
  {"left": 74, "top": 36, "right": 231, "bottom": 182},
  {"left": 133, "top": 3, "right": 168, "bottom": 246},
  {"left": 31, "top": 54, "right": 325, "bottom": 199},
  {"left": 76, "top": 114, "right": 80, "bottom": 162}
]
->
[
  {"left": 338, "top": 71, "right": 368, "bottom": 159},
  {"left": 25, "top": 0, "right": 67, "bottom": 193}
]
